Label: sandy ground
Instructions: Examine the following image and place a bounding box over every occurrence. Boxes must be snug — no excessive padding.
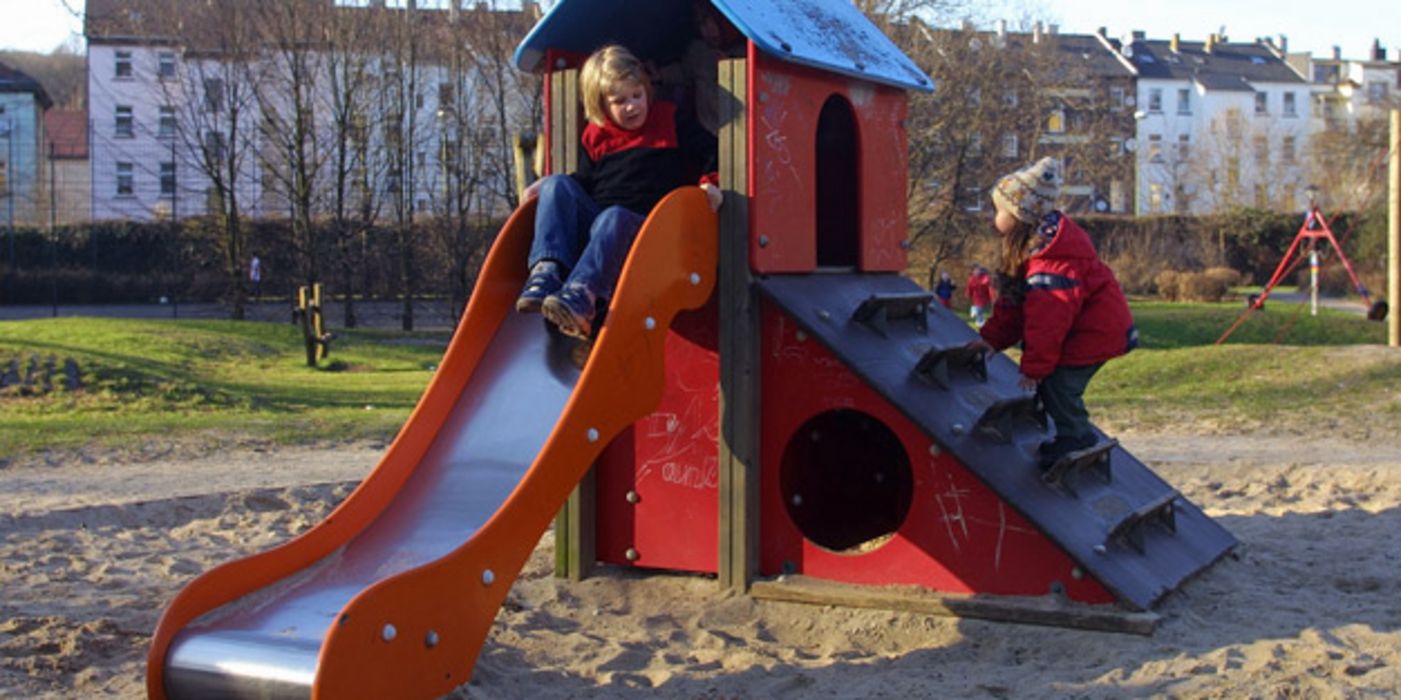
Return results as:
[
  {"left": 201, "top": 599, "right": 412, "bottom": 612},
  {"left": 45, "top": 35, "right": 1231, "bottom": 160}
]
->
[{"left": 2, "top": 432, "right": 1399, "bottom": 699}]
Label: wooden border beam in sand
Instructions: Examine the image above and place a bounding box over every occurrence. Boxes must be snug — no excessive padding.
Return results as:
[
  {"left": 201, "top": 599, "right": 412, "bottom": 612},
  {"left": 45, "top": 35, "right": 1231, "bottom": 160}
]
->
[{"left": 750, "top": 576, "right": 1162, "bottom": 636}]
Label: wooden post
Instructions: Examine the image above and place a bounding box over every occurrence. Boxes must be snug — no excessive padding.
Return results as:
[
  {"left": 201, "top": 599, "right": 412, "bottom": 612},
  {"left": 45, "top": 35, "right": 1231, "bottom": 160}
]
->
[
  {"left": 547, "top": 68, "right": 595, "bottom": 581},
  {"left": 1389, "top": 109, "right": 1399, "bottom": 347},
  {"left": 716, "top": 56, "right": 759, "bottom": 592}
]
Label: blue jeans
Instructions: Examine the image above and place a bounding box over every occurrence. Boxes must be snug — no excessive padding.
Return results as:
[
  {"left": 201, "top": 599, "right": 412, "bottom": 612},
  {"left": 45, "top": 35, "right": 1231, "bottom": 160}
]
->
[{"left": 528, "top": 175, "right": 646, "bottom": 300}]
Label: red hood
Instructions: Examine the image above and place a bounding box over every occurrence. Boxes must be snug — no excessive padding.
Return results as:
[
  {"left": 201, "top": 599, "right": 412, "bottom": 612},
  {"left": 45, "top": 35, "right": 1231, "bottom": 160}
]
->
[{"left": 1033, "top": 213, "right": 1098, "bottom": 262}]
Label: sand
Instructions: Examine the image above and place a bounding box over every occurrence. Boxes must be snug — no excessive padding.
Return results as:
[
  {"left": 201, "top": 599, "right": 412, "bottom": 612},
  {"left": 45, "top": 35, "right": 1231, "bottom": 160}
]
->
[{"left": 2, "top": 432, "right": 1398, "bottom": 699}]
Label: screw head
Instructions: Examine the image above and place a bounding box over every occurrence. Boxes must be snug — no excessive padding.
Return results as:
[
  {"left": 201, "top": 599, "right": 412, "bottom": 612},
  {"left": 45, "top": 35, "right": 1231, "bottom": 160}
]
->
[
  {"left": 758, "top": 235, "right": 770, "bottom": 247},
  {"left": 482, "top": 569, "right": 496, "bottom": 585},
  {"left": 625, "top": 490, "right": 640, "bottom": 504},
  {"left": 951, "top": 423, "right": 965, "bottom": 435},
  {"left": 625, "top": 547, "right": 639, "bottom": 561},
  {"left": 644, "top": 317, "right": 656, "bottom": 330},
  {"left": 689, "top": 272, "right": 701, "bottom": 285},
  {"left": 791, "top": 493, "right": 803, "bottom": 506},
  {"left": 587, "top": 428, "right": 600, "bottom": 443},
  {"left": 425, "top": 630, "right": 440, "bottom": 648},
  {"left": 796, "top": 330, "right": 807, "bottom": 342},
  {"left": 382, "top": 624, "right": 397, "bottom": 641}
]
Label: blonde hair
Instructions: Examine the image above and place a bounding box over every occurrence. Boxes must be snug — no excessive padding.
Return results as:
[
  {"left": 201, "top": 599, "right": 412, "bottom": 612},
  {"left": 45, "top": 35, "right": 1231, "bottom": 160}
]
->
[{"left": 580, "top": 45, "right": 652, "bottom": 126}]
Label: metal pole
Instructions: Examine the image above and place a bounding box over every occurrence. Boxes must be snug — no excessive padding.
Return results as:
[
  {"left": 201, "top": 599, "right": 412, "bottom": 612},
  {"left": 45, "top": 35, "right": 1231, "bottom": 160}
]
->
[
  {"left": 1388, "top": 109, "right": 1399, "bottom": 347},
  {"left": 1309, "top": 249, "right": 1319, "bottom": 316}
]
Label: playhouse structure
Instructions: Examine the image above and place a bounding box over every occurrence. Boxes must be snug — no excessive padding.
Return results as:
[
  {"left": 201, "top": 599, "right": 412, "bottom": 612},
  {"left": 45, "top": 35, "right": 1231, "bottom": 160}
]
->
[{"left": 146, "top": 2, "right": 1236, "bottom": 699}]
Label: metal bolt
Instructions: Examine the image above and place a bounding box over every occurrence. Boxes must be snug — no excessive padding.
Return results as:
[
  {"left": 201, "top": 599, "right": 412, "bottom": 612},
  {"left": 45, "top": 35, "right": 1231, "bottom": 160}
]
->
[
  {"left": 644, "top": 317, "right": 656, "bottom": 330},
  {"left": 950, "top": 423, "right": 965, "bottom": 436},
  {"left": 625, "top": 547, "right": 639, "bottom": 561},
  {"left": 587, "top": 428, "right": 599, "bottom": 443},
  {"left": 425, "top": 630, "right": 440, "bottom": 648},
  {"left": 855, "top": 61, "right": 866, "bottom": 71},
  {"left": 780, "top": 41, "right": 793, "bottom": 52},
  {"left": 625, "top": 490, "right": 640, "bottom": 504},
  {"left": 382, "top": 624, "right": 397, "bottom": 642},
  {"left": 791, "top": 493, "right": 803, "bottom": 506},
  {"left": 758, "top": 235, "right": 770, "bottom": 247},
  {"left": 759, "top": 92, "right": 770, "bottom": 103},
  {"left": 1071, "top": 567, "right": 1084, "bottom": 580},
  {"left": 555, "top": 58, "right": 566, "bottom": 69},
  {"left": 690, "top": 272, "right": 701, "bottom": 285},
  {"left": 1093, "top": 544, "right": 1108, "bottom": 555},
  {"left": 795, "top": 330, "right": 807, "bottom": 342},
  {"left": 482, "top": 569, "right": 496, "bottom": 586},
  {"left": 817, "top": 309, "right": 831, "bottom": 321},
  {"left": 928, "top": 444, "right": 941, "bottom": 457}
]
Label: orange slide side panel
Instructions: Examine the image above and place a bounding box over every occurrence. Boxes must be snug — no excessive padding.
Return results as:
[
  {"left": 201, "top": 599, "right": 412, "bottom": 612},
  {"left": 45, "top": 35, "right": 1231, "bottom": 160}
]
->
[
  {"left": 144, "top": 198, "right": 540, "bottom": 700},
  {"left": 146, "top": 190, "right": 717, "bottom": 700}
]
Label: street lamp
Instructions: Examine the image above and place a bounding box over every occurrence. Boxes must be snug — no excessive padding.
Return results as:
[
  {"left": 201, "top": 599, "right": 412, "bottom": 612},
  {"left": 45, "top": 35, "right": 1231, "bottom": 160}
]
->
[{"left": 1305, "top": 183, "right": 1318, "bottom": 209}]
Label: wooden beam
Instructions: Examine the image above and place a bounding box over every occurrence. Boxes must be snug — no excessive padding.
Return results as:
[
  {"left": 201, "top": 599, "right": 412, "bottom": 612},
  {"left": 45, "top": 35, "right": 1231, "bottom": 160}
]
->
[
  {"left": 1389, "top": 108, "right": 1399, "bottom": 347},
  {"left": 548, "top": 68, "right": 594, "bottom": 581},
  {"left": 717, "top": 57, "right": 759, "bottom": 592},
  {"left": 750, "top": 576, "right": 1161, "bottom": 636}
]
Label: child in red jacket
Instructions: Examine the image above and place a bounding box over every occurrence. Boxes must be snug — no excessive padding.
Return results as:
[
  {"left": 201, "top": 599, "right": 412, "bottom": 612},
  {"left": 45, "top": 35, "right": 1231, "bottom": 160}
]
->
[
  {"left": 971, "top": 158, "right": 1137, "bottom": 468},
  {"left": 516, "top": 44, "right": 722, "bottom": 340}
]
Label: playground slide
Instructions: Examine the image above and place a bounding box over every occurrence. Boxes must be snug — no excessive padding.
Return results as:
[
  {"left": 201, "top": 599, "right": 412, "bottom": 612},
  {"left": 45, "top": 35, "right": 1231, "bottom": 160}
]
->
[{"left": 146, "top": 189, "right": 718, "bottom": 700}]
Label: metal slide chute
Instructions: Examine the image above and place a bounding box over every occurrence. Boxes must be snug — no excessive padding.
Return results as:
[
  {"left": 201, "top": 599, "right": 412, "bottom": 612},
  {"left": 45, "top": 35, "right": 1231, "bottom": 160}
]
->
[{"left": 147, "top": 188, "right": 717, "bottom": 700}]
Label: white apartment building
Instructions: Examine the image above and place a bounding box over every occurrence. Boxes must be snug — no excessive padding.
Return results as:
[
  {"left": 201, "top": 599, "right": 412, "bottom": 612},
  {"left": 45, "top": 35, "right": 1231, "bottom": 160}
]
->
[
  {"left": 85, "top": 0, "right": 536, "bottom": 223},
  {"left": 1288, "top": 41, "right": 1400, "bottom": 124},
  {"left": 1114, "top": 32, "right": 1312, "bottom": 215}
]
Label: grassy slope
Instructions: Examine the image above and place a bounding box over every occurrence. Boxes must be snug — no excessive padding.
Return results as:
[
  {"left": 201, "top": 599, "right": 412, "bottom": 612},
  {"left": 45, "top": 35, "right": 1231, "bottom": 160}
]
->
[
  {"left": 1090, "top": 301, "right": 1398, "bottom": 437},
  {"left": 0, "top": 318, "right": 446, "bottom": 456},
  {"left": 0, "top": 302, "right": 1396, "bottom": 457}
]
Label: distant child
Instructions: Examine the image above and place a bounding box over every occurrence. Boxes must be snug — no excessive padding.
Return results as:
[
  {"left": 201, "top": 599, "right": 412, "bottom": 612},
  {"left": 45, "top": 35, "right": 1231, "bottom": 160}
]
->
[
  {"left": 934, "top": 271, "right": 956, "bottom": 309},
  {"left": 966, "top": 263, "right": 992, "bottom": 328},
  {"left": 970, "top": 158, "right": 1137, "bottom": 469},
  {"left": 249, "top": 254, "right": 263, "bottom": 300},
  {"left": 516, "top": 44, "right": 722, "bottom": 340}
]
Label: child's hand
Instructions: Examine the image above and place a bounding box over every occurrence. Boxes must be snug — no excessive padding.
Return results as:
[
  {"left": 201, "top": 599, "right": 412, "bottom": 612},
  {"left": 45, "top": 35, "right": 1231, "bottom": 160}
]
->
[
  {"left": 1017, "top": 374, "right": 1039, "bottom": 391},
  {"left": 964, "top": 338, "right": 992, "bottom": 353},
  {"left": 701, "top": 183, "right": 723, "bottom": 212}
]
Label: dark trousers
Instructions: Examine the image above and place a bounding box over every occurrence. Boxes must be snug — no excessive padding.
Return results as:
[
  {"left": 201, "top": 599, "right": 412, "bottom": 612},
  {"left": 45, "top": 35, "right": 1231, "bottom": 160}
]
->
[{"left": 1037, "top": 363, "right": 1103, "bottom": 440}]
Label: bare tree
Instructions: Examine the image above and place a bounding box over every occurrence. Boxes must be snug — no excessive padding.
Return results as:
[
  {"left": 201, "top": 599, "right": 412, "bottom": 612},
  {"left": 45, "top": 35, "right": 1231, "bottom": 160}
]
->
[{"left": 157, "top": 0, "right": 262, "bottom": 320}]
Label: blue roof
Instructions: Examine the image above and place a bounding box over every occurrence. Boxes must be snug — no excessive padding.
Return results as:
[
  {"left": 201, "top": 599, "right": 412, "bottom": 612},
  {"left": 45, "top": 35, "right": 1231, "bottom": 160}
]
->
[{"left": 514, "top": 0, "right": 932, "bottom": 93}]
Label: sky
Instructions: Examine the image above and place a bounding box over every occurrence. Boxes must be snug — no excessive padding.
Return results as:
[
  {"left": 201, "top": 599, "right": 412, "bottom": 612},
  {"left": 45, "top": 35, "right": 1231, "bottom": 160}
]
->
[{"left": 0, "top": 0, "right": 1397, "bottom": 60}]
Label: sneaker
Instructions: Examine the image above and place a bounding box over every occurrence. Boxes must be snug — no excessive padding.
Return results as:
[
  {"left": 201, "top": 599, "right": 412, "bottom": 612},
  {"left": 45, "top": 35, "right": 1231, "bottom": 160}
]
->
[
  {"left": 542, "top": 284, "right": 596, "bottom": 340},
  {"left": 516, "top": 262, "right": 563, "bottom": 313},
  {"left": 1037, "top": 433, "right": 1098, "bottom": 471}
]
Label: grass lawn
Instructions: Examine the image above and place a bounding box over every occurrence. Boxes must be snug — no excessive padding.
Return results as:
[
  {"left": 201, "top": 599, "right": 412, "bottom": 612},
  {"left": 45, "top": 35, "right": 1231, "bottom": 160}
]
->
[
  {"left": 0, "top": 302, "right": 1396, "bottom": 458},
  {"left": 0, "top": 317, "right": 447, "bottom": 457}
]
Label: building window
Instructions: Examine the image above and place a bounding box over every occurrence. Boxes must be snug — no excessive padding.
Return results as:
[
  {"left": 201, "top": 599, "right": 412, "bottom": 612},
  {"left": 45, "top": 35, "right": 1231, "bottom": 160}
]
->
[
  {"left": 1283, "top": 92, "right": 1297, "bottom": 117},
  {"left": 1177, "top": 88, "right": 1191, "bottom": 115},
  {"left": 205, "top": 131, "right": 225, "bottom": 163},
  {"left": 159, "top": 106, "right": 176, "bottom": 137},
  {"left": 1254, "top": 136, "right": 1269, "bottom": 167},
  {"left": 1177, "top": 134, "right": 1190, "bottom": 161},
  {"left": 1254, "top": 184, "right": 1268, "bottom": 208},
  {"left": 158, "top": 52, "right": 176, "bottom": 79},
  {"left": 115, "top": 105, "right": 134, "bottom": 138},
  {"left": 1109, "top": 86, "right": 1126, "bottom": 111},
  {"left": 1148, "top": 133, "right": 1163, "bottom": 162},
  {"left": 1000, "top": 133, "right": 1018, "bottom": 158},
  {"left": 1367, "top": 81, "right": 1390, "bottom": 103},
  {"left": 1149, "top": 182, "right": 1164, "bottom": 211},
  {"left": 1148, "top": 88, "right": 1163, "bottom": 113},
  {"left": 160, "top": 161, "right": 176, "bottom": 195},
  {"left": 1046, "top": 109, "right": 1065, "bottom": 133},
  {"left": 115, "top": 50, "right": 133, "bottom": 79},
  {"left": 1254, "top": 91, "right": 1268, "bottom": 114},
  {"left": 204, "top": 78, "right": 224, "bottom": 113},
  {"left": 1283, "top": 135, "right": 1297, "bottom": 163},
  {"left": 116, "top": 162, "right": 134, "bottom": 196}
]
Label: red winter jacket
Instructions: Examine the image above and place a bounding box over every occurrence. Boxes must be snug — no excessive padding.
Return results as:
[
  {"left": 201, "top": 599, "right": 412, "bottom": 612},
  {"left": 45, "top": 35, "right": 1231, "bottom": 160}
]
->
[
  {"left": 966, "top": 270, "right": 993, "bottom": 307},
  {"left": 980, "top": 214, "right": 1137, "bottom": 379}
]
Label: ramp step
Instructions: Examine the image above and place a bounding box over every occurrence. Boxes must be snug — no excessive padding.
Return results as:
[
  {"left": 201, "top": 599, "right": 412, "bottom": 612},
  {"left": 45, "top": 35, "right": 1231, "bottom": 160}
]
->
[
  {"left": 972, "top": 395, "right": 1047, "bottom": 443},
  {"left": 852, "top": 292, "right": 932, "bottom": 336},
  {"left": 1103, "top": 492, "right": 1179, "bottom": 555},
  {"left": 1042, "top": 439, "right": 1118, "bottom": 496},
  {"left": 914, "top": 345, "right": 988, "bottom": 390}
]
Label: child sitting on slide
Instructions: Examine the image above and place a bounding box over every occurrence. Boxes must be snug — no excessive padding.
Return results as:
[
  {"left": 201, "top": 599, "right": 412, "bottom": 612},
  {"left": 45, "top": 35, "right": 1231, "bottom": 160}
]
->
[
  {"left": 969, "top": 158, "right": 1138, "bottom": 469},
  {"left": 516, "top": 44, "right": 723, "bottom": 340}
]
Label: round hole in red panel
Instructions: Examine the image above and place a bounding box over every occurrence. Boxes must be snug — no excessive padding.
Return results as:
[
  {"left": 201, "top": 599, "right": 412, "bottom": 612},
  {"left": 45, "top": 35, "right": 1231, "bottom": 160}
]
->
[{"left": 780, "top": 409, "right": 913, "bottom": 554}]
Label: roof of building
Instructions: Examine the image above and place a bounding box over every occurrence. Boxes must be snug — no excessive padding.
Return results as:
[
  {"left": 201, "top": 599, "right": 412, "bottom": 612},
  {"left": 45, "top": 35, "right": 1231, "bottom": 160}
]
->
[
  {"left": 1127, "top": 38, "right": 1306, "bottom": 87},
  {"left": 44, "top": 109, "right": 88, "bottom": 159},
  {"left": 0, "top": 61, "right": 54, "bottom": 109},
  {"left": 514, "top": 0, "right": 933, "bottom": 92}
]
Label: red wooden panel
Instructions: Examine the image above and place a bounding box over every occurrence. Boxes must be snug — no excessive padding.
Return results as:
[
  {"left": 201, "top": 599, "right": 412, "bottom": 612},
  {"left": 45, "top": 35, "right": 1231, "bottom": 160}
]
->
[
  {"left": 757, "top": 302, "right": 1114, "bottom": 604},
  {"left": 749, "top": 54, "right": 909, "bottom": 274},
  {"left": 595, "top": 301, "right": 720, "bottom": 574}
]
